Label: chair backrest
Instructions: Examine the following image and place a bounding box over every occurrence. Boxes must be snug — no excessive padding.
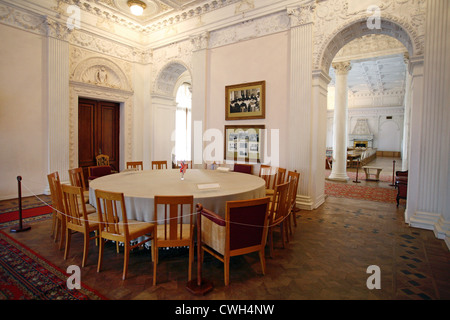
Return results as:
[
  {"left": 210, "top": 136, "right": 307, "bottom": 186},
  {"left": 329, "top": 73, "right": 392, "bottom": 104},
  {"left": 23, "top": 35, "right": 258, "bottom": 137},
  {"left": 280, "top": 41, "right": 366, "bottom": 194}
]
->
[
  {"left": 47, "top": 171, "right": 64, "bottom": 212},
  {"left": 96, "top": 154, "right": 110, "bottom": 166},
  {"left": 94, "top": 189, "right": 129, "bottom": 239},
  {"left": 177, "top": 160, "right": 192, "bottom": 169},
  {"left": 286, "top": 170, "right": 300, "bottom": 208},
  {"left": 259, "top": 165, "right": 277, "bottom": 189},
  {"left": 152, "top": 160, "right": 168, "bottom": 170},
  {"left": 88, "top": 165, "right": 112, "bottom": 180},
  {"left": 396, "top": 170, "right": 408, "bottom": 177},
  {"left": 233, "top": 163, "right": 253, "bottom": 174},
  {"left": 154, "top": 195, "right": 194, "bottom": 244},
  {"left": 126, "top": 161, "right": 143, "bottom": 170},
  {"left": 61, "top": 184, "right": 89, "bottom": 228},
  {"left": 226, "top": 197, "right": 271, "bottom": 252},
  {"left": 276, "top": 167, "right": 286, "bottom": 185},
  {"left": 269, "top": 181, "right": 290, "bottom": 225},
  {"left": 68, "top": 167, "right": 87, "bottom": 190}
]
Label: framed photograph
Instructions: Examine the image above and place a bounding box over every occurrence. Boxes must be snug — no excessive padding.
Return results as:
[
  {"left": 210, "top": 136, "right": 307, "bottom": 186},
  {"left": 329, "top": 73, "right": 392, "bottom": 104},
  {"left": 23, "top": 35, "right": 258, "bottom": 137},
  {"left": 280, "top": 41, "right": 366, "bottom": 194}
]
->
[
  {"left": 225, "top": 81, "right": 265, "bottom": 120},
  {"left": 224, "top": 125, "right": 265, "bottom": 163}
]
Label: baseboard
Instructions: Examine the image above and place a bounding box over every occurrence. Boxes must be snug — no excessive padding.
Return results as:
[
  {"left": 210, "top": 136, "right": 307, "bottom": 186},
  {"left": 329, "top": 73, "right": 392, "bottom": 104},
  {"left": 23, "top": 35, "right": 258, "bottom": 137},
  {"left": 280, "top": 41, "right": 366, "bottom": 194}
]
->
[
  {"left": 296, "top": 194, "right": 325, "bottom": 211},
  {"left": 410, "top": 211, "right": 450, "bottom": 251},
  {"left": 409, "top": 211, "right": 441, "bottom": 230}
]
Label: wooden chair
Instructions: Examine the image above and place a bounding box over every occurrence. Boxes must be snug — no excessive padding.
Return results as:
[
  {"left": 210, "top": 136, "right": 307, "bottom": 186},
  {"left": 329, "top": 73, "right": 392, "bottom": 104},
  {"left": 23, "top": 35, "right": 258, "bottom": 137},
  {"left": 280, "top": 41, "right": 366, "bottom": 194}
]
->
[
  {"left": 176, "top": 160, "right": 192, "bottom": 169},
  {"left": 61, "top": 184, "right": 100, "bottom": 267},
  {"left": 267, "top": 181, "right": 290, "bottom": 257},
  {"left": 95, "top": 189, "right": 156, "bottom": 280},
  {"left": 259, "top": 165, "right": 277, "bottom": 190},
  {"left": 68, "top": 167, "right": 90, "bottom": 203},
  {"left": 198, "top": 197, "right": 271, "bottom": 286},
  {"left": 152, "top": 160, "right": 168, "bottom": 170},
  {"left": 153, "top": 195, "right": 194, "bottom": 285},
  {"left": 96, "top": 154, "right": 110, "bottom": 166},
  {"left": 47, "top": 172, "right": 65, "bottom": 249},
  {"left": 88, "top": 165, "right": 112, "bottom": 181},
  {"left": 126, "top": 161, "right": 143, "bottom": 171},
  {"left": 233, "top": 163, "right": 253, "bottom": 174}
]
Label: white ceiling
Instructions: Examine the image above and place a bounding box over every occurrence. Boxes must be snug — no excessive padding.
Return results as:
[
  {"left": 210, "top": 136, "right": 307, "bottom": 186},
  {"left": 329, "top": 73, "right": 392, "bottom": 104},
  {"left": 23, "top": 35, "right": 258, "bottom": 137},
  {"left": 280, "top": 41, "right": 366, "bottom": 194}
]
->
[
  {"left": 328, "top": 34, "right": 408, "bottom": 107},
  {"left": 329, "top": 53, "right": 407, "bottom": 95},
  {"left": 96, "top": 0, "right": 208, "bottom": 23}
]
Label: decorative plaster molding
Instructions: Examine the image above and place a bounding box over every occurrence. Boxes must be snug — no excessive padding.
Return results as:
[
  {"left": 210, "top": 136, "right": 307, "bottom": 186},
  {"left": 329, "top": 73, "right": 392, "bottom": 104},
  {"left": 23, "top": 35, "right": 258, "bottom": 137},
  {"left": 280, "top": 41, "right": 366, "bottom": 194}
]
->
[
  {"left": 313, "top": 0, "right": 426, "bottom": 72},
  {"left": 332, "top": 61, "right": 352, "bottom": 75},
  {"left": 287, "top": 1, "right": 315, "bottom": 27},
  {"left": 70, "top": 46, "right": 133, "bottom": 91}
]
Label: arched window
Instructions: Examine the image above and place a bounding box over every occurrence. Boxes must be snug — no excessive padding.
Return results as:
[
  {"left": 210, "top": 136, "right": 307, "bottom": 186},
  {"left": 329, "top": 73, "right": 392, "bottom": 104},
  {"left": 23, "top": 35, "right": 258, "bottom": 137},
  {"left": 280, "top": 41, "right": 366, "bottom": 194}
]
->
[{"left": 175, "top": 83, "right": 192, "bottom": 162}]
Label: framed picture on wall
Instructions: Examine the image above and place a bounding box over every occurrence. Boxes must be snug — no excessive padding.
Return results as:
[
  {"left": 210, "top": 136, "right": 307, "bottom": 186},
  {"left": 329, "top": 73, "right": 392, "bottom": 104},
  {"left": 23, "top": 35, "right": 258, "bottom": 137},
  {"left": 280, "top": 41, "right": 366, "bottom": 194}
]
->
[
  {"left": 225, "top": 81, "right": 265, "bottom": 120},
  {"left": 224, "top": 125, "right": 265, "bottom": 163}
]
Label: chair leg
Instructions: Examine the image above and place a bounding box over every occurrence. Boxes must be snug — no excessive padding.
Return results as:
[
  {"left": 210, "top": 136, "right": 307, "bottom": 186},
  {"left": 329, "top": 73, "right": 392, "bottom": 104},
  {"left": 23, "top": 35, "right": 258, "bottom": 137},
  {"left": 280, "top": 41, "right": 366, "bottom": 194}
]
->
[
  {"left": 224, "top": 255, "right": 230, "bottom": 286},
  {"left": 64, "top": 229, "right": 71, "bottom": 261},
  {"left": 268, "top": 228, "right": 274, "bottom": 258},
  {"left": 82, "top": 232, "right": 89, "bottom": 268},
  {"left": 153, "top": 244, "right": 158, "bottom": 286},
  {"left": 259, "top": 249, "right": 266, "bottom": 275},
  {"left": 97, "top": 238, "right": 104, "bottom": 273},
  {"left": 188, "top": 242, "right": 194, "bottom": 282},
  {"left": 122, "top": 242, "right": 130, "bottom": 280},
  {"left": 59, "top": 219, "right": 66, "bottom": 250}
]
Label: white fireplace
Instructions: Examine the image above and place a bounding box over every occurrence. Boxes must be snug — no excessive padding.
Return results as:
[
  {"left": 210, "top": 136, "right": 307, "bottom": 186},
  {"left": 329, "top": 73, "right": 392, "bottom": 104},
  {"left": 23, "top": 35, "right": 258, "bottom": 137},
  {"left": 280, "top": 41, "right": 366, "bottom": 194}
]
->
[{"left": 349, "top": 119, "right": 373, "bottom": 148}]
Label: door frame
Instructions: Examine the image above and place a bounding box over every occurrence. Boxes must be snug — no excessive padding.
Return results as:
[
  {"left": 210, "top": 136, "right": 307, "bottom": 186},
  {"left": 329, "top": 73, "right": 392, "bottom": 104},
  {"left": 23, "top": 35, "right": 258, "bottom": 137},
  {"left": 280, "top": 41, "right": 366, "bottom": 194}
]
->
[{"left": 69, "top": 83, "right": 133, "bottom": 173}]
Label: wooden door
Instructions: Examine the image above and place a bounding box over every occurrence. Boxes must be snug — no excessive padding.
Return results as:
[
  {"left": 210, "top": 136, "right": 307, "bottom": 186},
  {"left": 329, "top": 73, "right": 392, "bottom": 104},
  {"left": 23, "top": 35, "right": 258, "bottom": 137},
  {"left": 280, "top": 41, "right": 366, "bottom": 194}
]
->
[{"left": 78, "top": 98, "right": 120, "bottom": 182}]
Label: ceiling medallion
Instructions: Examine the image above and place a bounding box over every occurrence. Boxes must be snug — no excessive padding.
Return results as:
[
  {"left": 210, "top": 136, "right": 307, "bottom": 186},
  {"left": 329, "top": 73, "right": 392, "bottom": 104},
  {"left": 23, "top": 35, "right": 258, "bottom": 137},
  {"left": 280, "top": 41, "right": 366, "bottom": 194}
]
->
[{"left": 127, "top": 0, "right": 147, "bottom": 16}]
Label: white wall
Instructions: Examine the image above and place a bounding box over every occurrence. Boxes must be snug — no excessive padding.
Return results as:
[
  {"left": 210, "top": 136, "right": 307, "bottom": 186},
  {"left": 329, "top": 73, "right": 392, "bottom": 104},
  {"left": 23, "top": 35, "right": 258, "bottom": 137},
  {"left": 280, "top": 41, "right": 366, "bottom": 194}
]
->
[
  {"left": 207, "top": 32, "right": 289, "bottom": 170},
  {"left": 0, "top": 24, "right": 47, "bottom": 199}
]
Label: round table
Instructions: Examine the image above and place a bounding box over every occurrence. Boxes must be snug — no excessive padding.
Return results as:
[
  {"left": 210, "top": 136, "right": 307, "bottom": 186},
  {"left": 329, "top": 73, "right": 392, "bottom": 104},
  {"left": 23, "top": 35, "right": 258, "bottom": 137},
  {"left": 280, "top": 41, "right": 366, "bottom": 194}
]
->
[{"left": 88, "top": 169, "right": 266, "bottom": 223}]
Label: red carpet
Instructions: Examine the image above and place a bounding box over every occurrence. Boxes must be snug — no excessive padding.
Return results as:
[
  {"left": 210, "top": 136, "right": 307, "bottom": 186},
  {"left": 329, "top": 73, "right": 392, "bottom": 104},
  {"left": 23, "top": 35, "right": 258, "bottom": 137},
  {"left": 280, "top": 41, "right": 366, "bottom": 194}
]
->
[
  {"left": 325, "top": 181, "right": 397, "bottom": 203},
  {"left": 0, "top": 230, "right": 107, "bottom": 300},
  {"left": 0, "top": 206, "right": 53, "bottom": 224}
]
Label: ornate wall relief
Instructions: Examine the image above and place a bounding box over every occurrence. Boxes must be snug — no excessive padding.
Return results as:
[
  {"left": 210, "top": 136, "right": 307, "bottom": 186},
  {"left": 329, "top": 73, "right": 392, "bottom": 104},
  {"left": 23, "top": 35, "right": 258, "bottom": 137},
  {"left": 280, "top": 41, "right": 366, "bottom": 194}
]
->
[
  {"left": 313, "top": 0, "right": 426, "bottom": 72},
  {"left": 69, "top": 46, "right": 134, "bottom": 169}
]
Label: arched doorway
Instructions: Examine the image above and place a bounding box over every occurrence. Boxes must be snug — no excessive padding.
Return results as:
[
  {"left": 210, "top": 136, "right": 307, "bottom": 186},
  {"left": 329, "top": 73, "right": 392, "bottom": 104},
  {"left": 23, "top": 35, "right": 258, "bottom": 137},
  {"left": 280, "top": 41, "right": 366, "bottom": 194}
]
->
[
  {"left": 311, "top": 17, "right": 424, "bottom": 219},
  {"left": 151, "top": 62, "right": 192, "bottom": 167}
]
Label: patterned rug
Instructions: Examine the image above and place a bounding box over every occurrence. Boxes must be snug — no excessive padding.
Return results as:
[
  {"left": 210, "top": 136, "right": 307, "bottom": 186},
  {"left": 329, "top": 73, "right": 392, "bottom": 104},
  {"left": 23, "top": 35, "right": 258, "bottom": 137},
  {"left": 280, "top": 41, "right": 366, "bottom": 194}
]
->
[
  {"left": 325, "top": 181, "right": 398, "bottom": 203},
  {"left": 0, "top": 230, "right": 107, "bottom": 300}
]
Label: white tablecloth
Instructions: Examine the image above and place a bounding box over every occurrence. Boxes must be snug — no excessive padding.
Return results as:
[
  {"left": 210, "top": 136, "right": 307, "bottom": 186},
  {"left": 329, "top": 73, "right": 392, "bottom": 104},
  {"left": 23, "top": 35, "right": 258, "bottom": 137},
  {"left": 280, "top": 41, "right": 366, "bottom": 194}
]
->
[{"left": 89, "top": 169, "right": 266, "bottom": 223}]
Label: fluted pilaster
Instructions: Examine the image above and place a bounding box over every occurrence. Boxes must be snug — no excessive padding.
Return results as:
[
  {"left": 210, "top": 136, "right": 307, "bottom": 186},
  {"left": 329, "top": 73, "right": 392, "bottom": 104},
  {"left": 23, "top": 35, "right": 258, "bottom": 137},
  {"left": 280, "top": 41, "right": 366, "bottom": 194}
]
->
[
  {"left": 46, "top": 21, "right": 70, "bottom": 182},
  {"left": 408, "top": 0, "right": 450, "bottom": 248}
]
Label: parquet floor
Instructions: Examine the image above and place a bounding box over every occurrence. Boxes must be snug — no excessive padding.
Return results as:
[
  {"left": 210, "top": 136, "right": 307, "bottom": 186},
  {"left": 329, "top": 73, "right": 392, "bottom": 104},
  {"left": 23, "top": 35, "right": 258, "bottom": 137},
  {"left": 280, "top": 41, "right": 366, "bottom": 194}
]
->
[{"left": 3, "top": 194, "right": 449, "bottom": 300}]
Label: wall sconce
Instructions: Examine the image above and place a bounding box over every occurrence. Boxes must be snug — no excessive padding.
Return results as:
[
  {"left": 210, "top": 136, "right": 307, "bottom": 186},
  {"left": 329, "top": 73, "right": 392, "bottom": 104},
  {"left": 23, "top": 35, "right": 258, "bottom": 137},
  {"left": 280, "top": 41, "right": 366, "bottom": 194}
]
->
[{"left": 127, "top": 0, "right": 146, "bottom": 16}]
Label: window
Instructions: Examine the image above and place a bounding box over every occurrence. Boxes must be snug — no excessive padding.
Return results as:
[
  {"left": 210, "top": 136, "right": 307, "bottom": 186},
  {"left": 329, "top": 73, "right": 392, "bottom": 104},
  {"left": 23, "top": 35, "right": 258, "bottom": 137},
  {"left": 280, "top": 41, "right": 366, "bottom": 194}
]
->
[{"left": 175, "top": 83, "right": 192, "bottom": 162}]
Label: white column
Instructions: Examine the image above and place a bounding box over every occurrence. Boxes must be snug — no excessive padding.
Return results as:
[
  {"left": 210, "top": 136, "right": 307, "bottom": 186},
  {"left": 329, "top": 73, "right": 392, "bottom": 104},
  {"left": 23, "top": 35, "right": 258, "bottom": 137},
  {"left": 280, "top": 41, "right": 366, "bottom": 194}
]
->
[
  {"left": 46, "top": 20, "right": 70, "bottom": 183},
  {"left": 407, "top": 0, "right": 450, "bottom": 249},
  {"left": 190, "top": 32, "right": 209, "bottom": 168},
  {"left": 402, "top": 53, "right": 412, "bottom": 171},
  {"left": 287, "top": 2, "right": 326, "bottom": 210},
  {"left": 328, "top": 61, "right": 351, "bottom": 181}
]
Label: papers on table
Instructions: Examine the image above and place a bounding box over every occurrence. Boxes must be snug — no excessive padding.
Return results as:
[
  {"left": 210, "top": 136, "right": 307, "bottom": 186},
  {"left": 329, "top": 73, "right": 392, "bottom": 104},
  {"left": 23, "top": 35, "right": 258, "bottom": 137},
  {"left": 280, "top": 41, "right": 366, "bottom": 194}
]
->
[{"left": 197, "top": 183, "right": 220, "bottom": 190}]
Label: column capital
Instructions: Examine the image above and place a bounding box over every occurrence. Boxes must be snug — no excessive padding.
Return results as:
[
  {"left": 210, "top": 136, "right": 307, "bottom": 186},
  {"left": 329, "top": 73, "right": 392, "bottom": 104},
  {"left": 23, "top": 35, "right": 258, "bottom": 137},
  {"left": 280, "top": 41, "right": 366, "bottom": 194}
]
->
[
  {"left": 287, "top": 1, "right": 316, "bottom": 28},
  {"left": 332, "top": 61, "right": 352, "bottom": 75},
  {"left": 190, "top": 31, "right": 210, "bottom": 51}
]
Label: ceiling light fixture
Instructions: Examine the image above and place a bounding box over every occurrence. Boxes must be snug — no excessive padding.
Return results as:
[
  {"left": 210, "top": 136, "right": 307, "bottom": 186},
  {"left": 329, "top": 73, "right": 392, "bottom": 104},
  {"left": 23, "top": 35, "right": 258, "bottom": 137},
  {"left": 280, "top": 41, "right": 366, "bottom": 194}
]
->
[{"left": 127, "top": 0, "right": 146, "bottom": 16}]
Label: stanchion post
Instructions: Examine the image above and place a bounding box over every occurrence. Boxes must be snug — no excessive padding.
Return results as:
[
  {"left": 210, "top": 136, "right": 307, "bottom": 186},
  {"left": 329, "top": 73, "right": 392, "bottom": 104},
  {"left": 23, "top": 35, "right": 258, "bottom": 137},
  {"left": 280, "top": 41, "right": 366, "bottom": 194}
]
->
[
  {"left": 353, "top": 160, "right": 361, "bottom": 183},
  {"left": 389, "top": 160, "right": 396, "bottom": 186},
  {"left": 186, "top": 204, "right": 213, "bottom": 295},
  {"left": 10, "top": 176, "right": 31, "bottom": 233}
]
